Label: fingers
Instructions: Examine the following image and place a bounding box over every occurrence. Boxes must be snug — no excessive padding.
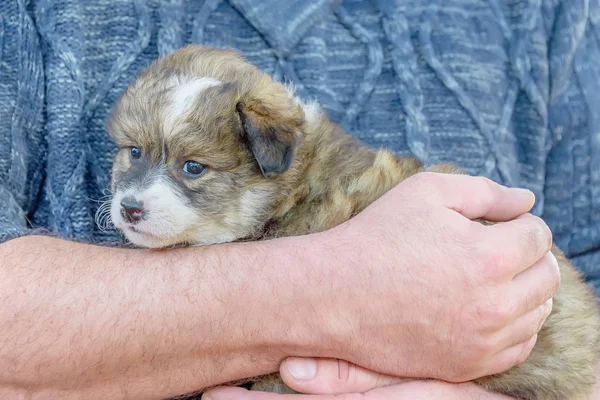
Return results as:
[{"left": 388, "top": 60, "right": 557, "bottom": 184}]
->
[
  {"left": 366, "top": 380, "right": 516, "bottom": 400},
  {"left": 277, "top": 358, "right": 519, "bottom": 399},
  {"left": 203, "top": 381, "right": 516, "bottom": 400},
  {"left": 484, "top": 334, "right": 538, "bottom": 377},
  {"left": 203, "top": 386, "right": 295, "bottom": 400},
  {"left": 496, "top": 298, "right": 552, "bottom": 350},
  {"left": 477, "top": 214, "right": 554, "bottom": 278},
  {"left": 204, "top": 358, "right": 407, "bottom": 400},
  {"left": 511, "top": 252, "right": 560, "bottom": 315},
  {"left": 279, "top": 357, "right": 406, "bottom": 394},
  {"left": 410, "top": 173, "right": 535, "bottom": 221}
]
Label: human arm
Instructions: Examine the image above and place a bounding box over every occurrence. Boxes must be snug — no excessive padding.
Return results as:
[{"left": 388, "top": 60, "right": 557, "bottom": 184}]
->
[
  {"left": 0, "top": 233, "right": 325, "bottom": 399},
  {"left": 0, "top": 173, "right": 558, "bottom": 399}
]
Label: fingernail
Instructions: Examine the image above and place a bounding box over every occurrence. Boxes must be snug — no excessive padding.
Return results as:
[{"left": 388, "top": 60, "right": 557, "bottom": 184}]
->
[
  {"left": 513, "top": 188, "right": 535, "bottom": 200},
  {"left": 286, "top": 357, "right": 317, "bottom": 380}
]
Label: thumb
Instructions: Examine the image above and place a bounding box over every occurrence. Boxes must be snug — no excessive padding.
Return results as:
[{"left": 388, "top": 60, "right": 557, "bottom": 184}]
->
[
  {"left": 411, "top": 172, "right": 535, "bottom": 221},
  {"left": 279, "top": 357, "right": 407, "bottom": 394}
]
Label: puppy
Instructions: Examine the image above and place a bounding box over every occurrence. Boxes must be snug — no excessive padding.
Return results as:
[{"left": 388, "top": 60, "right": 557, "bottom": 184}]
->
[{"left": 106, "top": 45, "right": 600, "bottom": 399}]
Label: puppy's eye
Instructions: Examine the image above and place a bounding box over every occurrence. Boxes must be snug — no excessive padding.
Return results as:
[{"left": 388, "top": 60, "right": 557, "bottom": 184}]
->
[
  {"left": 130, "top": 147, "right": 142, "bottom": 160},
  {"left": 183, "top": 160, "right": 207, "bottom": 177}
]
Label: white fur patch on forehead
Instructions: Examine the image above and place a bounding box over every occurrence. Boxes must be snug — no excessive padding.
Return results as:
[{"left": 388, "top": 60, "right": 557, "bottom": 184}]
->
[{"left": 163, "top": 76, "right": 222, "bottom": 137}]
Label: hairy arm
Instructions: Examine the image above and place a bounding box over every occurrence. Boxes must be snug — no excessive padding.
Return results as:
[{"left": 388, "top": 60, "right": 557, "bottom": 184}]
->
[
  {"left": 0, "top": 174, "right": 558, "bottom": 399},
  {"left": 0, "top": 235, "right": 324, "bottom": 399}
]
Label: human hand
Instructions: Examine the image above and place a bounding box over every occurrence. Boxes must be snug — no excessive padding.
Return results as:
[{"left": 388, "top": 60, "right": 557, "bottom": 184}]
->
[
  {"left": 298, "top": 173, "right": 559, "bottom": 382},
  {"left": 204, "top": 358, "right": 515, "bottom": 399}
]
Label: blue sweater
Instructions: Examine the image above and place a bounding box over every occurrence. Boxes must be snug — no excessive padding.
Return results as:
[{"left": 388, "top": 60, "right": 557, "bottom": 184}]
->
[{"left": 1, "top": 0, "right": 599, "bottom": 295}]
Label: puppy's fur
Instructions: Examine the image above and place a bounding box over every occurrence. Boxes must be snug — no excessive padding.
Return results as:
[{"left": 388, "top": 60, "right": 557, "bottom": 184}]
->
[{"left": 106, "top": 45, "right": 600, "bottom": 399}]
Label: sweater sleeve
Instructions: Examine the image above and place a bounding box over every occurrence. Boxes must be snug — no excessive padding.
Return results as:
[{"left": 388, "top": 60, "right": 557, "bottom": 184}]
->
[{"left": 0, "top": 1, "right": 47, "bottom": 244}]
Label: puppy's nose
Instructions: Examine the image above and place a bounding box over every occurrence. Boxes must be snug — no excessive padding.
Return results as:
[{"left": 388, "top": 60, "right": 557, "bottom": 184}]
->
[{"left": 120, "top": 197, "right": 145, "bottom": 223}]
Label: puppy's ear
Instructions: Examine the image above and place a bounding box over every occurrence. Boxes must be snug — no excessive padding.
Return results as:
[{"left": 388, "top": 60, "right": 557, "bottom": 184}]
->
[{"left": 235, "top": 99, "right": 302, "bottom": 178}]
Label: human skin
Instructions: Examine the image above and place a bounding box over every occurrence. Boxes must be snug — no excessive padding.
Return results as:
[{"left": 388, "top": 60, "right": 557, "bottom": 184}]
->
[
  {"left": 204, "top": 357, "right": 600, "bottom": 400},
  {"left": 0, "top": 173, "right": 558, "bottom": 399}
]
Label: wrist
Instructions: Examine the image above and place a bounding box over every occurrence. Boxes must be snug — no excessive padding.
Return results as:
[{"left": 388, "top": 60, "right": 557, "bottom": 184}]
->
[
  {"left": 292, "top": 225, "right": 418, "bottom": 377},
  {"left": 276, "top": 229, "right": 359, "bottom": 360},
  {"left": 228, "top": 233, "right": 345, "bottom": 361}
]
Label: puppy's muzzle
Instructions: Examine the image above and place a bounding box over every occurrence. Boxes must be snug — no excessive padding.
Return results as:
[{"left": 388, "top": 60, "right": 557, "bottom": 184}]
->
[{"left": 120, "top": 196, "right": 145, "bottom": 223}]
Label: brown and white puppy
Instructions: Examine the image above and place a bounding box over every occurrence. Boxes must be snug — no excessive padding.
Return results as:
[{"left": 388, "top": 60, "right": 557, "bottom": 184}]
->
[{"left": 106, "top": 45, "right": 600, "bottom": 400}]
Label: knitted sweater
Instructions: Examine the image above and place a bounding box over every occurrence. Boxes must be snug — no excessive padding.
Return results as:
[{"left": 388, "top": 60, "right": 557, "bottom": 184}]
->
[{"left": 1, "top": 0, "right": 599, "bottom": 295}]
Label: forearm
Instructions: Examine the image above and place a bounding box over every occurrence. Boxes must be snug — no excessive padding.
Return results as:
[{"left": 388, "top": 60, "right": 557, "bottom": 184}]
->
[{"left": 0, "top": 235, "right": 323, "bottom": 399}]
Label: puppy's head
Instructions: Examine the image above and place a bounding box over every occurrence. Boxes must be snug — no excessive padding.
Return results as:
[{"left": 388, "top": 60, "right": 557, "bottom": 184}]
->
[{"left": 107, "top": 45, "right": 315, "bottom": 248}]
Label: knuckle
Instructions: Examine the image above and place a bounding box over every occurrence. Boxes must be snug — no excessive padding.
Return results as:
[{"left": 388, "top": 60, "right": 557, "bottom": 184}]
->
[
  {"left": 479, "top": 192, "right": 496, "bottom": 214},
  {"left": 461, "top": 177, "right": 496, "bottom": 215},
  {"left": 476, "top": 176, "right": 498, "bottom": 199},
  {"left": 479, "top": 249, "right": 510, "bottom": 280},
  {"left": 524, "top": 216, "right": 553, "bottom": 254},
  {"left": 534, "top": 253, "right": 561, "bottom": 302},
  {"left": 476, "top": 176, "right": 496, "bottom": 191},
  {"left": 484, "top": 250, "right": 504, "bottom": 270},
  {"left": 474, "top": 300, "right": 512, "bottom": 331},
  {"left": 472, "top": 335, "right": 495, "bottom": 356}
]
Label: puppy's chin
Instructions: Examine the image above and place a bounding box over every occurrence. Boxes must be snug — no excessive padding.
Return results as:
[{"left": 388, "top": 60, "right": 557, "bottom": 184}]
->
[
  {"left": 117, "top": 226, "right": 184, "bottom": 249},
  {"left": 114, "top": 218, "right": 240, "bottom": 249},
  {"left": 117, "top": 224, "right": 238, "bottom": 248}
]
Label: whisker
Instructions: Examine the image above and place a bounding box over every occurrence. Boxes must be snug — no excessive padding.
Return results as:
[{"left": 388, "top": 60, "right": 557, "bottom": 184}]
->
[
  {"left": 87, "top": 190, "right": 114, "bottom": 204},
  {"left": 94, "top": 198, "right": 115, "bottom": 233}
]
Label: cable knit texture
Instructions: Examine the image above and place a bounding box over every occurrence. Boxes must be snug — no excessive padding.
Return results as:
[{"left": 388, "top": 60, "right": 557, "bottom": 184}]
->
[{"left": 1, "top": 0, "right": 599, "bottom": 295}]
